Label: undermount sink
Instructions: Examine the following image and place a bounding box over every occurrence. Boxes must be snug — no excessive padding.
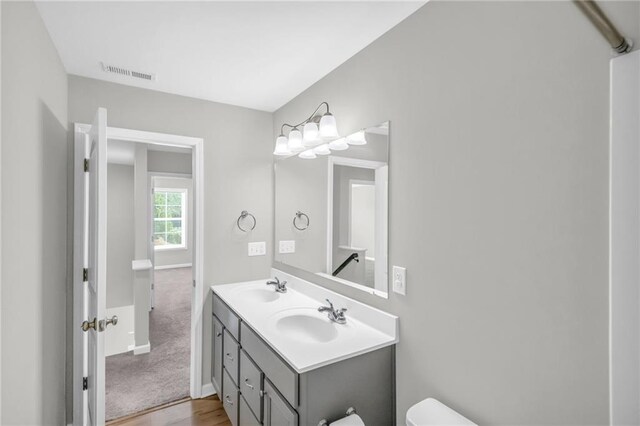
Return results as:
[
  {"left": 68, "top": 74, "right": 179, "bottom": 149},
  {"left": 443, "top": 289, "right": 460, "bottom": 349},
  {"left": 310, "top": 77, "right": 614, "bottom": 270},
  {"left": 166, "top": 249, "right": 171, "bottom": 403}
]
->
[
  {"left": 270, "top": 308, "right": 340, "bottom": 343},
  {"left": 235, "top": 287, "right": 280, "bottom": 303}
]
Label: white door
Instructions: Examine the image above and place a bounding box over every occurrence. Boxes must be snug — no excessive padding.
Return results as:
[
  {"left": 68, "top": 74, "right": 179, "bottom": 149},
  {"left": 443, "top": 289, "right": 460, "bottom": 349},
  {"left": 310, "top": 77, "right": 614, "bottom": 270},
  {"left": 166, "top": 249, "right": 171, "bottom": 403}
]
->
[{"left": 84, "top": 108, "right": 108, "bottom": 426}]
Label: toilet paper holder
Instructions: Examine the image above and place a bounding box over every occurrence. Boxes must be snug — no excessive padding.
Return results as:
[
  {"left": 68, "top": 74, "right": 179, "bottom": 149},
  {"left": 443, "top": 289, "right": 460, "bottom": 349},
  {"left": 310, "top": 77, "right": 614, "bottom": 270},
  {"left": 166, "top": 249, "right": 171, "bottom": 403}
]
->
[{"left": 318, "top": 407, "right": 357, "bottom": 426}]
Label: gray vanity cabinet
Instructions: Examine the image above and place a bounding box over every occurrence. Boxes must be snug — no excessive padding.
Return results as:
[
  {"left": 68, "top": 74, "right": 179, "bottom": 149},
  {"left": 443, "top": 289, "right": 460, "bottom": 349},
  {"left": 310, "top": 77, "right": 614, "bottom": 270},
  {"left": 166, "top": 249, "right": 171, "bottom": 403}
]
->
[
  {"left": 212, "top": 292, "right": 395, "bottom": 426},
  {"left": 264, "top": 378, "right": 298, "bottom": 426},
  {"left": 239, "top": 396, "right": 262, "bottom": 426},
  {"left": 240, "top": 349, "right": 263, "bottom": 418},
  {"left": 222, "top": 368, "right": 239, "bottom": 425},
  {"left": 212, "top": 316, "right": 224, "bottom": 394}
]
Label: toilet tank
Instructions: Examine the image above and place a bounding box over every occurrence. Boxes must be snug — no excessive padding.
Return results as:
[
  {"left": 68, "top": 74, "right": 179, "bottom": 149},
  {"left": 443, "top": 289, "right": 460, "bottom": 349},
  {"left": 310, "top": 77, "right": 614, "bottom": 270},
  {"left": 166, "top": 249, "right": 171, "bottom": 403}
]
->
[{"left": 406, "top": 398, "right": 477, "bottom": 426}]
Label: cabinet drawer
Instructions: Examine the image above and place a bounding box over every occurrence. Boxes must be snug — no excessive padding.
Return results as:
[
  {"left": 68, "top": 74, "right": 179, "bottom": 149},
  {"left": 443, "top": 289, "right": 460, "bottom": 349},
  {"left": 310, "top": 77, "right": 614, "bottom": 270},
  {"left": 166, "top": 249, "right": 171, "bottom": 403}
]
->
[
  {"left": 239, "top": 395, "right": 261, "bottom": 426},
  {"left": 212, "top": 316, "right": 224, "bottom": 395},
  {"left": 222, "top": 368, "right": 239, "bottom": 426},
  {"left": 223, "top": 330, "right": 240, "bottom": 385},
  {"left": 240, "top": 322, "right": 298, "bottom": 408},
  {"left": 240, "top": 349, "right": 263, "bottom": 420},
  {"left": 213, "top": 294, "right": 240, "bottom": 340}
]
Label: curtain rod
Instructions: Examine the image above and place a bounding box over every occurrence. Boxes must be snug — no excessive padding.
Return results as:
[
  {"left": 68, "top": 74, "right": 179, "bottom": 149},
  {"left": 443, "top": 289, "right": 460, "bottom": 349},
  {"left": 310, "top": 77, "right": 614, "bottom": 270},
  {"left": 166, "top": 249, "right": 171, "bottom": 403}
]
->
[{"left": 574, "top": 0, "right": 632, "bottom": 54}]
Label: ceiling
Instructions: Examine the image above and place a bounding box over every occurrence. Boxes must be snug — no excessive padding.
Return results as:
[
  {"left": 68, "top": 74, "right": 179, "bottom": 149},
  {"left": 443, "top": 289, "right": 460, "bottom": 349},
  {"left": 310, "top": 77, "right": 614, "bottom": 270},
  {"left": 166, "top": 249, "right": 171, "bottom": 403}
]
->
[{"left": 35, "top": 1, "right": 424, "bottom": 112}]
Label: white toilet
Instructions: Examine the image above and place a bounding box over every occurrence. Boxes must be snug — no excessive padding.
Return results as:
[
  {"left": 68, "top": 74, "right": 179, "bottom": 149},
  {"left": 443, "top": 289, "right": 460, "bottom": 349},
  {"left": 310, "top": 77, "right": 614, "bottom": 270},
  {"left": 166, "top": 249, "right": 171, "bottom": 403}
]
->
[
  {"left": 324, "top": 398, "right": 476, "bottom": 426},
  {"left": 406, "top": 398, "right": 477, "bottom": 426}
]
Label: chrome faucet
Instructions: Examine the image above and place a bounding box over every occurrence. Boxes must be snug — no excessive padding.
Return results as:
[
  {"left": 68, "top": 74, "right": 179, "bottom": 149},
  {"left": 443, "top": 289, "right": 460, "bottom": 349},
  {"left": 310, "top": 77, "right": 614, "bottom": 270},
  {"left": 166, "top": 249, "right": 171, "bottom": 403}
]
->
[
  {"left": 266, "top": 277, "right": 287, "bottom": 293},
  {"left": 318, "top": 299, "right": 347, "bottom": 324}
]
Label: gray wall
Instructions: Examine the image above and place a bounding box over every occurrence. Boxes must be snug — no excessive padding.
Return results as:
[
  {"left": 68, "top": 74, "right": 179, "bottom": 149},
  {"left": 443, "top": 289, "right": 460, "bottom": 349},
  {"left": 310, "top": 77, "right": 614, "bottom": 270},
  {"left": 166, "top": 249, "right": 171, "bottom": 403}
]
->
[
  {"left": 148, "top": 151, "right": 192, "bottom": 175},
  {"left": 107, "top": 164, "right": 135, "bottom": 308},
  {"left": 274, "top": 156, "right": 328, "bottom": 272},
  {"left": 1, "top": 1, "right": 68, "bottom": 424},
  {"left": 67, "top": 75, "right": 273, "bottom": 421},
  {"left": 273, "top": 1, "right": 640, "bottom": 424},
  {"left": 153, "top": 176, "right": 193, "bottom": 268}
]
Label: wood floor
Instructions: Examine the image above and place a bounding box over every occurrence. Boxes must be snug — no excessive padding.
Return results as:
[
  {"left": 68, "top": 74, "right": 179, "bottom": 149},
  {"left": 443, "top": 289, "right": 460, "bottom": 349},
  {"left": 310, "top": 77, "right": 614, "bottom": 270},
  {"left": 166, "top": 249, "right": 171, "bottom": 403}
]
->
[{"left": 106, "top": 395, "right": 231, "bottom": 426}]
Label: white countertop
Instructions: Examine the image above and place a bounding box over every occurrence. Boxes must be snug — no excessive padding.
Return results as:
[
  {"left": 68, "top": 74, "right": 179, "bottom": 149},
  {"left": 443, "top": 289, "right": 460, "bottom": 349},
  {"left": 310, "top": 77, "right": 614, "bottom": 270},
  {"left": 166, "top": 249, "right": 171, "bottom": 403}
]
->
[{"left": 211, "top": 269, "right": 398, "bottom": 374}]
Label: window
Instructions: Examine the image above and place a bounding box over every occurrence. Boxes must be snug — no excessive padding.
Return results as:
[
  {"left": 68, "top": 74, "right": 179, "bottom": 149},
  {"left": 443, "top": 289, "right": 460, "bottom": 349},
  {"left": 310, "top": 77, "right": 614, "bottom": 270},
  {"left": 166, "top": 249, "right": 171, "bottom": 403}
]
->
[{"left": 153, "top": 188, "right": 187, "bottom": 250}]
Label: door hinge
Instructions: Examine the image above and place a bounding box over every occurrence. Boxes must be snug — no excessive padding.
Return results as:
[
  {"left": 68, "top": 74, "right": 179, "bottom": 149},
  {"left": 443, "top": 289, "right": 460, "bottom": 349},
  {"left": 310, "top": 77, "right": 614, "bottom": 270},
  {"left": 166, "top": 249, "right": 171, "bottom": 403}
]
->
[
  {"left": 82, "top": 268, "right": 88, "bottom": 282},
  {"left": 83, "top": 158, "right": 89, "bottom": 172},
  {"left": 83, "top": 377, "right": 88, "bottom": 390}
]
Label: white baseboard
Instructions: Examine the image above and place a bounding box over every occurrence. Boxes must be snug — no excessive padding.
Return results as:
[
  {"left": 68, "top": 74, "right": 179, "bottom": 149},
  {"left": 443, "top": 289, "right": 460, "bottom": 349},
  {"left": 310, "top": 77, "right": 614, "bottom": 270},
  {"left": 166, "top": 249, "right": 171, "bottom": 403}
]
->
[
  {"left": 133, "top": 343, "right": 150, "bottom": 355},
  {"left": 201, "top": 382, "right": 216, "bottom": 398},
  {"left": 154, "top": 263, "right": 192, "bottom": 270}
]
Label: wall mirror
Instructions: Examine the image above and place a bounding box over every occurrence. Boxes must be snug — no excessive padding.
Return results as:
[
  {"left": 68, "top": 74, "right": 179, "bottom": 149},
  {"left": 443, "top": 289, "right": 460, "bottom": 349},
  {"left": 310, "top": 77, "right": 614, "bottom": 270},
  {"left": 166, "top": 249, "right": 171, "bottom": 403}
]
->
[{"left": 274, "top": 121, "right": 389, "bottom": 297}]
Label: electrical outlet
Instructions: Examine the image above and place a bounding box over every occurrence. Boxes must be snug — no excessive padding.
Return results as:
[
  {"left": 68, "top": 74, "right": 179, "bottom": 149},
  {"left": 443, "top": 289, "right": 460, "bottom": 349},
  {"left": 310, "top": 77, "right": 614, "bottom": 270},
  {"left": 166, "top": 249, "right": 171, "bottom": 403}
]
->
[
  {"left": 279, "top": 240, "right": 296, "bottom": 254},
  {"left": 392, "top": 266, "right": 406, "bottom": 295},
  {"left": 248, "top": 242, "right": 266, "bottom": 256}
]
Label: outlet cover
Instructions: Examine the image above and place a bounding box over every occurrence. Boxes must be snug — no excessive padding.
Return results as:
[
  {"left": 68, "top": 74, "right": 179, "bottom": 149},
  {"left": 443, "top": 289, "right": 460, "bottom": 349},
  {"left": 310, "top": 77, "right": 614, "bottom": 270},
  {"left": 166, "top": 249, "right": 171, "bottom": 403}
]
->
[
  {"left": 248, "top": 242, "right": 266, "bottom": 256},
  {"left": 392, "top": 266, "right": 406, "bottom": 295},
  {"left": 279, "top": 240, "right": 296, "bottom": 254}
]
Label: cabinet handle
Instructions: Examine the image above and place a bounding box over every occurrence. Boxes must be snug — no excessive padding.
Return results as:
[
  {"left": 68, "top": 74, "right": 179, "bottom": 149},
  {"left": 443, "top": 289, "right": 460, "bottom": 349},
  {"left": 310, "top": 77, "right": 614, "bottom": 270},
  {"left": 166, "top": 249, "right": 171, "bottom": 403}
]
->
[
  {"left": 216, "top": 332, "right": 222, "bottom": 337},
  {"left": 225, "top": 352, "right": 234, "bottom": 361},
  {"left": 260, "top": 390, "right": 265, "bottom": 397},
  {"left": 244, "top": 378, "right": 254, "bottom": 390},
  {"left": 224, "top": 395, "right": 234, "bottom": 405}
]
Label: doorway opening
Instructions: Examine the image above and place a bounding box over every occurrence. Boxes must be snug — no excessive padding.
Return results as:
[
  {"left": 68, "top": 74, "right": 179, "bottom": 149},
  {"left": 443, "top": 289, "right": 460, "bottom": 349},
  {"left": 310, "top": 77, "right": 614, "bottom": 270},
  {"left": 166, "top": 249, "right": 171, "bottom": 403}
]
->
[{"left": 103, "top": 141, "right": 194, "bottom": 421}]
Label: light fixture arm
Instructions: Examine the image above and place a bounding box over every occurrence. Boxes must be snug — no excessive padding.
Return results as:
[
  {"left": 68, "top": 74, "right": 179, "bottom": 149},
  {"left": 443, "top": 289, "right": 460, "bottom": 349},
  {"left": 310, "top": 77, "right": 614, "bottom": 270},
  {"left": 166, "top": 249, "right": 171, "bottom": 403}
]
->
[{"left": 279, "top": 101, "right": 330, "bottom": 134}]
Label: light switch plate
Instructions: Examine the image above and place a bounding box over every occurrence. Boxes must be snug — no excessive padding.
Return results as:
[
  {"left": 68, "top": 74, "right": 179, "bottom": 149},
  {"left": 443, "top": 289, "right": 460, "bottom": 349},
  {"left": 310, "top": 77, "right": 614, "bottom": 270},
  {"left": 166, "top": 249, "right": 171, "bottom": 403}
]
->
[
  {"left": 279, "top": 240, "right": 296, "bottom": 254},
  {"left": 248, "top": 242, "right": 266, "bottom": 256},
  {"left": 392, "top": 266, "right": 406, "bottom": 295}
]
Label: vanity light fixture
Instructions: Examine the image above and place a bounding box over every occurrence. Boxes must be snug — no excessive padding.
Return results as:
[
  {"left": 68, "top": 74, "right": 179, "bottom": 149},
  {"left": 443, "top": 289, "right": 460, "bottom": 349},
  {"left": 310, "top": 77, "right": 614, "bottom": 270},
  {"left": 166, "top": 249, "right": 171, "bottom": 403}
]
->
[
  {"left": 347, "top": 130, "right": 367, "bottom": 146},
  {"left": 274, "top": 101, "right": 340, "bottom": 159},
  {"left": 319, "top": 113, "right": 339, "bottom": 139},
  {"left": 273, "top": 134, "right": 292, "bottom": 156},
  {"left": 313, "top": 144, "right": 332, "bottom": 155},
  {"left": 303, "top": 122, "right": 320, "bottom": 146},
  {"left": 288, "top": 128, "right": 304, "bottom": 152},
  {"left": 328, "top": 137, "right": 349, "bottom": 151},
  {"left": 299, "top": 149, "right": 317, "bottom": 159}
]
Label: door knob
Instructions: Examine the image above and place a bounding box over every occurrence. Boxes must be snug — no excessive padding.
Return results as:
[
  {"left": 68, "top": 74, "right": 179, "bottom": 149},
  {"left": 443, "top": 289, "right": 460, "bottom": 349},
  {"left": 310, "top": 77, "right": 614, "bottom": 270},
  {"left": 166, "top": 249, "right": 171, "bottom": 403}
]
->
[
  {"left": 98, "top": 315, "right": 118, "bottom": 331},
  {"left": 81, "top": 318, "right": 97, "bottom": 332},
  {"left": 105, "top": 315, "right": 118, "bottom": 327}
]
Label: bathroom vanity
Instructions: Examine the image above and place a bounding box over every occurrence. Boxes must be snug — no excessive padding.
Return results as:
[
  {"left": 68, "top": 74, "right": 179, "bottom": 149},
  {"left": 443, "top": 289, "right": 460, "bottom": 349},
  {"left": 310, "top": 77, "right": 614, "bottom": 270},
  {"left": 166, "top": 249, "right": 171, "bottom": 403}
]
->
[{"left": 211, "top": 271, "right": 398, "bottom": 425}]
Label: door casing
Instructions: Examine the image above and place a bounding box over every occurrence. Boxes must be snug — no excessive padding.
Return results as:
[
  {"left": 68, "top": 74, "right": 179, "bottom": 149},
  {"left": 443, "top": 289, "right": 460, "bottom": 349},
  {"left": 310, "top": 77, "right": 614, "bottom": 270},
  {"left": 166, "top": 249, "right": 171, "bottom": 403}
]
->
[{"left": 73, "top": 123, "right": 205, "bottom": 425}]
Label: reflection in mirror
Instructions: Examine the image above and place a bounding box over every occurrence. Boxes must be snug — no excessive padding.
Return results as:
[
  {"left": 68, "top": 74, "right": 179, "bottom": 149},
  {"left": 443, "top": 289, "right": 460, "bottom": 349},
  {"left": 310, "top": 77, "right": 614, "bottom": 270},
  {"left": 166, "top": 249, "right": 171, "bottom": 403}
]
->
[{"left": 274, "top": 121, "right": 389, "bottom": 297}]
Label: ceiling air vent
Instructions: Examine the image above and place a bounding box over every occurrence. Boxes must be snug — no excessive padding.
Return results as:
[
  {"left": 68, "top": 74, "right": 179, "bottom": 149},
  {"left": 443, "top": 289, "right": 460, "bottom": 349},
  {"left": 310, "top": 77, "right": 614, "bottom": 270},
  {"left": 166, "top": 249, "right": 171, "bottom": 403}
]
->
[{"left": 101, "top": 62, "right": 156, "bottom": 81}]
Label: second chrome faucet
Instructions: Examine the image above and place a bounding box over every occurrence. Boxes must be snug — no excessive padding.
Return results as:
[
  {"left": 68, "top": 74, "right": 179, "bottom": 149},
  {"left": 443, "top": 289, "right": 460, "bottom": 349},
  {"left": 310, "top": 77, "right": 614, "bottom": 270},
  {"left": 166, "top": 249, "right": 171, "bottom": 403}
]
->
[
  {"left": 266, "top": 276, "right": 287, "bottom": 293},
  {"left": 318, "top": 299, "right": 347, "bottom": 324}
]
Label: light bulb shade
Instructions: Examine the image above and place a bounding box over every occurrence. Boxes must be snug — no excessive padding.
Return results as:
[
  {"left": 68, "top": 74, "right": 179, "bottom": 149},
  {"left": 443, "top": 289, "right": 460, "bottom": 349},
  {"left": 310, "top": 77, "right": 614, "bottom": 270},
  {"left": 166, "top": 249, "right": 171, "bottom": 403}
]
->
[
  {"left": 313, "top": 144, "right": 331, "bottom": 155},
  {"left": 319, "top": 113, "right": 339, "bottom": 139},
  {"left": 273, "top": 135, "right": 291, "bottom": 156},
  {"left": 328, "top": 138, "right": 349, "bottom": 151},
  {"left": 288, "top": 128, "right": 304, "bottom": 152},
  {"left": 347, "top": 130, "right": 367, "bottom": 145},
  {"left": 298, "top": 149, "right": 317, "bottom": 159},
  {"left": 303, "top": 122, "right": 319, "bottom": 146}
]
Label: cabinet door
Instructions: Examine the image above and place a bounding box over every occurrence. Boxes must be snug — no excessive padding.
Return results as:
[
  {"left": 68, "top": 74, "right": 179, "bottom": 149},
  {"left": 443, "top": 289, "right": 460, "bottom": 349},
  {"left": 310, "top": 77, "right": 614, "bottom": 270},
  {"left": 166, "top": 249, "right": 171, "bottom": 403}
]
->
[
  {"left": 263, "top": 379, "right": 298, "bottom": 426},
  {"left": 239, "top": 396, "right": 261, "bottom": 426},
  {"left": 212, "top": 316, "right": 224, "bottom": 394}
]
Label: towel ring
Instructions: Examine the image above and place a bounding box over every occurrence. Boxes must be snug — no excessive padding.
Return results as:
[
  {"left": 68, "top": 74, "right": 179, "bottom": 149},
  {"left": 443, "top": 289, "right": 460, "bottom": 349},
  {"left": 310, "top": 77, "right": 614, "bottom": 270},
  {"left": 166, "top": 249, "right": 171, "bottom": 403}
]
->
[
  {"left": 293, "top": 211, "right": 310, "bottom": 231},
  {"left": 237, "top": 210, "right": 256, "bottom": 232}
]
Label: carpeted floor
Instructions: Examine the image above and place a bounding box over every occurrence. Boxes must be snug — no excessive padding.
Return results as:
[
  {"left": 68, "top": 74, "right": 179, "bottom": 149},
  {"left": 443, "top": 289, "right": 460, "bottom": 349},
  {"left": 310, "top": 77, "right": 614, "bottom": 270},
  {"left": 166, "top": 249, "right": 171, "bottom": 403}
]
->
[{"left": 106, "top": 267, "right": 192, "bottom": 421}]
